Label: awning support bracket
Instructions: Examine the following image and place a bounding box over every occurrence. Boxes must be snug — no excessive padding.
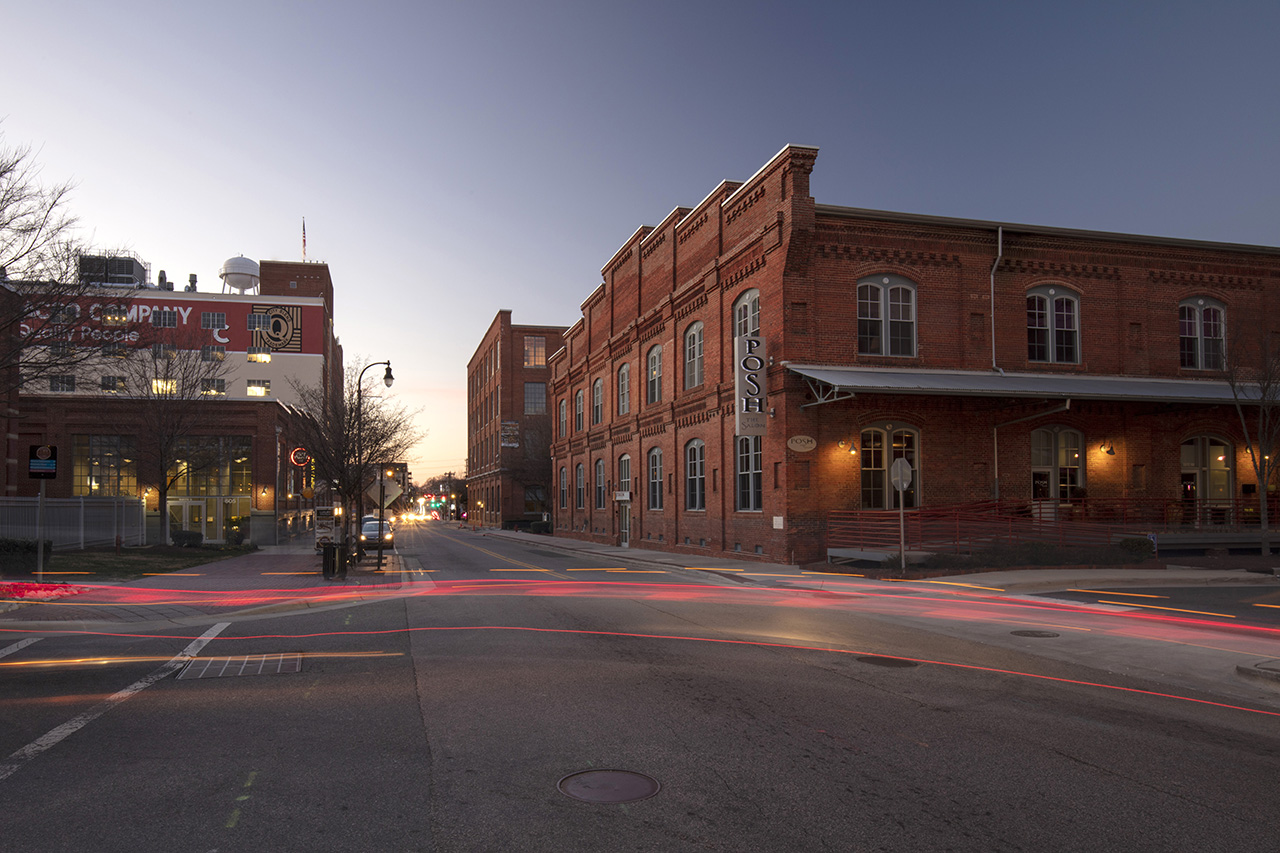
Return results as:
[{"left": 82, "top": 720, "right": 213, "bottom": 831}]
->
[{"left": 799, "top": 375, "right": 856, "bottom": 408}]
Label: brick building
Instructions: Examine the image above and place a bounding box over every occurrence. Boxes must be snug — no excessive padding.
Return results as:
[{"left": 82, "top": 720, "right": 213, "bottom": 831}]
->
[
  {"left": 549, "top": 144, "right": 1280, "bottom": 565},
  {"left": 12, "top": 257, "right": 344, "bottom": 544},
  {"left": 467, "top": 311, "right": 566, "bottom": 528}
]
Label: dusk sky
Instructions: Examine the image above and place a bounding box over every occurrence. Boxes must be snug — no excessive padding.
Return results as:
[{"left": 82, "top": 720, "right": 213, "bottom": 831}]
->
[{"left": 6, "top": 1, "right": 1278, "bottom": 479}]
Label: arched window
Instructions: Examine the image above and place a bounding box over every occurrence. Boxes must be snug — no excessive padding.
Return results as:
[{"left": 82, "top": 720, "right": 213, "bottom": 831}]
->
[
  {"left": 685, "top": 439, "right": 706, "bottom": 510},
  {"left": 684, "top": 322, "right": 704, "bottom": 390},
  {"left": 647, "top": 346, "right": 663, "bottom": 404},
  {"left": 575, "top": 463, "right": 585, "bottom": 509},
  {"left": 1031, "top": 427, "right": 1084, "bottom": 502},
  {"left": 574, "top": 390, "right": 584, "bottom": 431},
  {"left": 860, "top": 424, "right": 919, "bottom": 509},
  {"left": 1027, "top": 286, "right": 1079, "bottom": 364},
  {"left": 734, "top": 289, "right": 760, "bottom": 338},
  {"left": 647, "top": 448, "right": 664, "bottom": 510},
  {"left": 857, "top": 275, "right": 916, "bottom": 357},
  {"left": 557, "top": 398, "right": 567, "bottom": 438},
  {"left": 595, "top": 458, "right": 606, "bottom": 509},
  {"left": 736, "top": 436, "right": 763, "bottom": 511},
  {"left": 591, "top": 378, "right": 603, "bottom": 425},
  {"left": 1179, "top": 298, "right": 1225, "bottom": 370},
  {"left": 617, "top": 363, "right": 630, "bottom": 415},
  {"left": 558, "top": 467, "right": 567, "bottom": 509},
  {"left": 618, "top": 454, "right": 632, "bottom": 495}
]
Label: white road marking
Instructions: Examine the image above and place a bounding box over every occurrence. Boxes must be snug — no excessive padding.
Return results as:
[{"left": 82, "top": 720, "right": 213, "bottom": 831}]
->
[
  {"left": 0, "top": 622, "right": 230, "bottom": 784},
  {"left": 0, "top": 637, "right": 43, "bottom": 659}
]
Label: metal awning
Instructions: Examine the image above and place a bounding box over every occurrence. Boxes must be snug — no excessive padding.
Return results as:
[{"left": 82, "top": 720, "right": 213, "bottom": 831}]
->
[{"left": 784, "top": 363, "right": 1254, "bottom": 407}]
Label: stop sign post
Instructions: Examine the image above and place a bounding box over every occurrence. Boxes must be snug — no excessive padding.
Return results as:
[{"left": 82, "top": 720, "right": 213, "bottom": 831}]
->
[{"left": 890, "top": 458, "right": 913, "bottom": 573}]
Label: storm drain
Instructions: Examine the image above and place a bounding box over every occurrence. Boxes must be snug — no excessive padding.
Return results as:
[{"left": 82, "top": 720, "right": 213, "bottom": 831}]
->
[
  {"left": 558, "top": 770, "right": 661, "bottom": 804},
  {"left": 857, "top": 655, "right": 919, "bottom": 668},
  {"left": 178, "top": 653, "right": 303, "bottom": 679},
  {"left": 1010, "top": 630, "right": 1060, "bottom": 638}
]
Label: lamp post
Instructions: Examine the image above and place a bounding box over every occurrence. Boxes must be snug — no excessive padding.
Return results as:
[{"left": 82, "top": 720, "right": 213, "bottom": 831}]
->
[{"left": 356, "top": 360, "right": 394, "bottom": 559}]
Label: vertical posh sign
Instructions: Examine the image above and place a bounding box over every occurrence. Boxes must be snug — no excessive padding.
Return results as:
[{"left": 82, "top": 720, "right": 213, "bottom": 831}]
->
[{"left": 734, "top": 336, "right": 767, "bottom": 436}]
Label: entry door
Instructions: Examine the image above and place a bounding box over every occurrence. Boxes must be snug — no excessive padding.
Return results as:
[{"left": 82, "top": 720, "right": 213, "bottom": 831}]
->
[
  {"left": 168, "top": 499, "right": 220, "bottom": 543},
  {"left": 619, "top": 502, "right": 630, "bottom": 548}
]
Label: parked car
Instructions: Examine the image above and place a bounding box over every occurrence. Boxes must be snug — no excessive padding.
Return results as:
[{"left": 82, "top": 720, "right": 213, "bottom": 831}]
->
[{"left": 360, "top": 520, "right": 394, "bottom": 550}]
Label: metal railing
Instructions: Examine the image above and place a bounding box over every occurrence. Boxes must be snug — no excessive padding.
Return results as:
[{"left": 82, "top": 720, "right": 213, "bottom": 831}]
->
[{"left": 828, "top": 497, "right": 1275, "bottom": 555}]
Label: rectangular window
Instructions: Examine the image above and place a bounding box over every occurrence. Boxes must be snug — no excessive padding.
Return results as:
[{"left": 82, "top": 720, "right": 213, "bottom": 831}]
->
[
  {"left": 152, "top": 309, "right": 177, "bottom": 328},
  {"left": 559, "top": 468, "right": 567, "bottom": 509},
  {"left": 686, "top": 442, "right": 705, "bottom": 510},
  {"left": 595, "top": 459, "right": 606, "bottom": 509},
  {"left": 201, "top": 345, "right": 226, "bottom": 362},
  {"left": 648, "top": 452, "right": 664, "bottom": 510},
  {"left": 100, "top": 375, "right": 125, "bottom": 392},
  {"left": 524, "top": 336, "right": 546, "bottom": 368},
  {"left": 151, "top": 343, "right": 176, "bottom": 360},
  {"left": 201, "top": 312, "right": 227, "bottom": 330},
  {"left": 72, "top": 434, "right": 137, "bottom": 497},
  {"left": 247, "top": 379, "right": 270, "bottom": 397},
  {"left": 558, "top": 399, "right": 567, "bottom": 438},
  {"left": 152, "top": 378, "right": 177, "bottom": 395},
  {"left": 592, "top": 380, "right": 603, "bottom": 425},
  {"left": 102, "top": 342, "right": 128, "bottom": 359},
  {"left": 524, "top": 382, "right": 547, "bottom": 415},
  {"left": 201, "top": 378, "right": 226, "bottom": 395},
  {"left": 247, "top": 313, "right": 271, "bottom": 331},
  {"left": 50, "top": 375, "right": 76, "bottom": 392},
  {"left": 247, "top": 346, "right": 272, "bottom": 363}
]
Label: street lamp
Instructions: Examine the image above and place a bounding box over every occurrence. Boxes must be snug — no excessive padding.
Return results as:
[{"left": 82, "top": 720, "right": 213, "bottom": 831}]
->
[{"left": 356, "top": 360, "right": 394, "bottom": 558}]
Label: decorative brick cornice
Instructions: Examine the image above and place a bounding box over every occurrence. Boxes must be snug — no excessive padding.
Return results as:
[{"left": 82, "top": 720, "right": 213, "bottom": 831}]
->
[
  {"left": 1148, "top": 269, "right": 1261, "bottom": 290},
  {"left": 816, "top": 244, "right": 960, "bottom": 268},
  {"left": 674, "top": 292, "right": 708, "bottom": 321},
  {"left": 641, "top": 231, "right": 667, "bottom": 260},
  {"left": 603, "top": 245, "right": 634, "bottom": 277},
  {"left": 1004, "top": 258, "right": 1121, "bottom": 281},
  {"left": 678, "top": 210, "right": 709, "bottom": 244},
  {"left": 638, "top": 317, "right": 666, "bottom": 343},
  {"left": 725, "top": 185, "right": 766, "bottom": 226},
  {"left": 723, "top": 254, "right": 766, "bottom": 289}
]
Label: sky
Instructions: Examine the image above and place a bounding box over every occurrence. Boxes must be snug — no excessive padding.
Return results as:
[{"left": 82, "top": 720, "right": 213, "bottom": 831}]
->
[{"left": 5, "top": 0, "right": 1279, "bottom": 481}]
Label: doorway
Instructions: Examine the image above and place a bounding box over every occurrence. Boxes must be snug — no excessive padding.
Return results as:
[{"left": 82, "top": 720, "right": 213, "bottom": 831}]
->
[{"left": 619, "top": 502, "right": 630, "bottom": 547}]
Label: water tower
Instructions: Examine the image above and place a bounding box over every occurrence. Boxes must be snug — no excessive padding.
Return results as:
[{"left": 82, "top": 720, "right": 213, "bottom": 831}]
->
[{"left": 219, "top": 256, "right": 260, "bottom": 294}]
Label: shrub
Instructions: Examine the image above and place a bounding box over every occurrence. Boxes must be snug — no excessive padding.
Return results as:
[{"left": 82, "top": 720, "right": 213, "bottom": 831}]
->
[
  {"left": 171, "top": 530, "right": 204, "bottom": 548},
  {"left": 1118, "top": 537, "right": 1155, "bottom": 559}
]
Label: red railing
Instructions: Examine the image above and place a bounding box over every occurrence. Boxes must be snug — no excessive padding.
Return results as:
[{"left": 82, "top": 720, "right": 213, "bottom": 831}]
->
[{"left": 828, "top": 497, "right": 1274, "bottom": 554}]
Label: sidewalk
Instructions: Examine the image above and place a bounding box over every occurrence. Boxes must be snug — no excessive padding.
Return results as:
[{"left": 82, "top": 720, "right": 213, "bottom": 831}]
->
[{"left": 0, "top": 542, "right": 420, "bottom": 628}]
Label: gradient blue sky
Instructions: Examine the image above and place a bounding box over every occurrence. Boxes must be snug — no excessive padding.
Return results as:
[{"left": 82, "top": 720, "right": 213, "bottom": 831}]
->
[{"left": 6, "top": 1, "right": 1278, "bottom": 479}]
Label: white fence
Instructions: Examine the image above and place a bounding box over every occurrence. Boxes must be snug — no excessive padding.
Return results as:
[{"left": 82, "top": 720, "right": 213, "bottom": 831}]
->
[{"left": 0, "top": 497, "right": 146, "bottom": 549}]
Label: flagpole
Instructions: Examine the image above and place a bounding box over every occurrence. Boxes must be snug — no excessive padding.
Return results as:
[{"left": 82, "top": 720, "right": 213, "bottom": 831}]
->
[{"left": 302, "top": 217, "right": 307, "bottom": 261}]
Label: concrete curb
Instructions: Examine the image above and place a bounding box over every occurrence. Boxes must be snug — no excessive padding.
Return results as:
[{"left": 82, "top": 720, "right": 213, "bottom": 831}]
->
[{"left": 1235, "top": 659, "right": 1280, "bottom": 689}]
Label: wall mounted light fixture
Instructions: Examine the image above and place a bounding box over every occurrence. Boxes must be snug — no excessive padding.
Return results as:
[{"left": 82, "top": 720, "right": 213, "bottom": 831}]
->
[
  {"left": 260, "top": 487, "right": 268, "bottom": 497},
  {"left": 1101, "top": 441, "right": 1115, "bottom": 455},
  {"left": 837, "top": 439, "right": 857, "bottom": 456}
]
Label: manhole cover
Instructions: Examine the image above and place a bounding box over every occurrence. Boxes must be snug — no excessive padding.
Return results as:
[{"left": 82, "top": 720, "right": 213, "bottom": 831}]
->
[
  {"left": 856, "top": 655, "right": 919, "bottom": 667},
  {"left": 557, "top": 770, "right": 660, "bottom": 803},
  {"left": 1010, "top": 630, "right": 1060, "bottom": 638}
]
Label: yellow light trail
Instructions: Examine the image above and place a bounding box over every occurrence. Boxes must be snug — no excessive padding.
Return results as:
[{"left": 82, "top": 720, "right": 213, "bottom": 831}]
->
[
  {"left": 1070, "top": 589, "right": 1168, "bottom": 598},
  {"left": 1097, "top": 600, "right": 1236, "bottom": 618}
]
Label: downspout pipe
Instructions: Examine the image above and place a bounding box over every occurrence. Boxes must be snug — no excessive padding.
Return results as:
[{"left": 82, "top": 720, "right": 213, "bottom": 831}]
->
[
  {"left": 992, "top": 399, "right": 1071, "bottom": 501},
  {"left": 990, "top": 226, "right": 1003, "bottom": 373}
]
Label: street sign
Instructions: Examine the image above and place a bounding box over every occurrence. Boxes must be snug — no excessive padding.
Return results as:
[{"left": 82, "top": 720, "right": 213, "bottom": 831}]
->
[
  {"left": 365, "top": 476, "right": 403, "bottom": 509},
  {"left": 890, "top": 458, "right": 913, "bottom": 491},
  {"left": 28, "top": 445, "right": 57, "bottom": 479}
]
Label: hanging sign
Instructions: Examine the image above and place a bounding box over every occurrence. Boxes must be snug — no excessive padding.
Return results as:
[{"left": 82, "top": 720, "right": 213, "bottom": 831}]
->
[
  {"left": 734, "top": 336, "right": 767, "bottom": 437},
  {"left": 28, "top": 445, "right": 57, "bottom": 479},
  {"left": 290, "top": 447, "right": 310, "bottom": 467}
]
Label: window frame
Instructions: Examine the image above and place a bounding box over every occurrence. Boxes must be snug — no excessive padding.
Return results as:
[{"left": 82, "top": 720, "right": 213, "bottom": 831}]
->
[
  {"left": 734, "top": 289, "right": 760, "bottom": 338},
  {"left": 591, "top": 378, "right": 603, "bottom": 425},
  {"left": 595, "top": 458, "right": 606, "bottom": 509},
  {"left": 684, "top": 321, "right": 704, "bottom": 390},
  {"left": 1179, "top": 298, "right": 1226, "bottom": 371},
  {"left": 646, "top": 346, "right": 663, "bottom": 404},
  {"left": 558, "top": 398, "right": 567, "bottom": 438},
  {"left": 523, "top": 381, "right": 546, "bottom": 415},
  {"left": 1031, "top": 426, "right": 1084, "bottom": 503},
  {"left": 617, "top": 363, "right": 630, "bottom": 415},
  {"left": 575, "top": 463, "right": 585, "bottom": 509},
  {"left": 574, "top": 390, "right": 584, "bottom": 432},
  {"left": 1026, "top": 286, "right": 1080, "bottom": 364},
  {"left": 735, "top": 435, "right": 763, "bottom": 512},
  {"left": 685, "top": 439, "right": 706, "bottom": 511},
  {"left": 647, "top": 448, "right": 664, "bottom": 510},
  {"left": 857, "top": 275, "right": 917, "bottom": 357},
  {"left": 860, "top": 424, "right": 920, "bottom": 510},
  {"left": 558, "top": 467, "right": 567, "bottom": 509}
]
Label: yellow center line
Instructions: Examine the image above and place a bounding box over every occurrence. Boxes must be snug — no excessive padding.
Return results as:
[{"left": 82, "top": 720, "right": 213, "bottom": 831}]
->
[
  {"left": 144, "top": 572, "right": 203, "bottom": 576},
  {"left": 489, "top": 568, "right": 551, "bottom": 572},
  {"left": 1253, "top": 603, "right": 1280, "bottom": 610},
  {"left": 689, "top": 567, "right": 743, "bottom": 572},
  {"left": 1070, "top": 588, "right": 1168, "bottom": 598},
  {"left": 920, "top": 581, "right": 1006, "bottom": 591},
  {"left": 802, "top": 571, "right": 865, "bottom": 577},
  {"left": 1097, "top": 600, "right": 1236, "bottom": 618}
]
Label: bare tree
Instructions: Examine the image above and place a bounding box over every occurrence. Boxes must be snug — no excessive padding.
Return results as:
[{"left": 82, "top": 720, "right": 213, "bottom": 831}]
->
[
  {"left": 0, "top": 130, "right": 132, "bottom": 394},
  {"left": 111, "top": 322, "right": 235, "bottom": 544},
  {"left": 289, "top": 360, "right": 422, "bottom": 541},
  {"left": 1223, "top": 323, "right": 1280, "bottom": 554}
]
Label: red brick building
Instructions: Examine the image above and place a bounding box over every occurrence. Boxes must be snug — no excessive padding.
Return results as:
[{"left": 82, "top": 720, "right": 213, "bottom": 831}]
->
[
  {"left": 549, "top": 144, "right": 1280, "bottom": 564},
  {"left": 467, "top": 311, "right": 566, "bottom": 528}
]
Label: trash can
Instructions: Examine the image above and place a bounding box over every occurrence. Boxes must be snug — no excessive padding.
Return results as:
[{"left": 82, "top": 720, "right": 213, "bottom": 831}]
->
[
  {"left": 322, "top": 543, "right": 337, "bottom": 580},
  {"left": 336, "top": 542, "right": 349, "bottom": 580}
]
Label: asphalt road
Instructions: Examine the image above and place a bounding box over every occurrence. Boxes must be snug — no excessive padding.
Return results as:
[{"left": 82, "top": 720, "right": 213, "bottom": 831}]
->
[{"left": 1, "top": 521, "right": 1278, "bottom": 852}]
